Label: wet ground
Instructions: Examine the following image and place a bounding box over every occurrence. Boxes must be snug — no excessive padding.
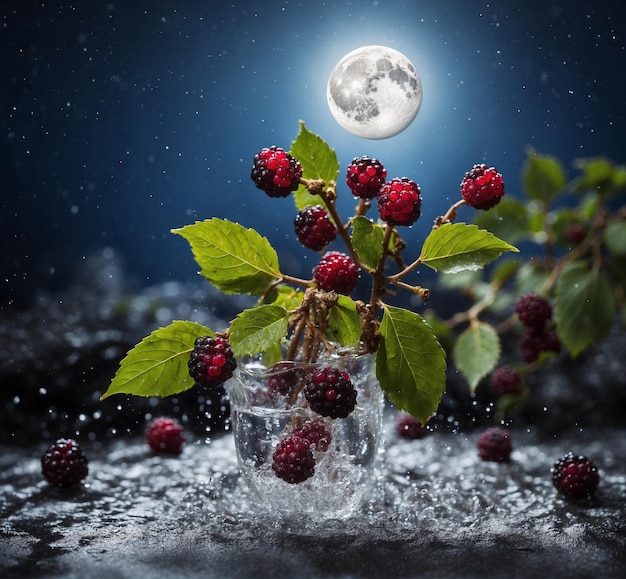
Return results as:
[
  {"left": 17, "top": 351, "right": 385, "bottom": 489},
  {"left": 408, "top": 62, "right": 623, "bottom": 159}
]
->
[{"left": 2, "top": 422, "right": 625, "bottom": 578}]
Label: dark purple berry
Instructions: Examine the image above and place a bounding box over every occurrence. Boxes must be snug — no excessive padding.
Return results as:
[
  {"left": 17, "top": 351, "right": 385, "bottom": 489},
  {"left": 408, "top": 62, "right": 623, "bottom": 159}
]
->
[
  {"left": 272, "top": 436, "right": 315, "bottom": 484},
  {"left": 552, "top": 452, "right": 600, "bottom": 499},
  {"left": 41, "top": 438, "right": 89, "bottom": 488},
  {"left": 396, "top": 413, "right": 427, "bottom": 439},
  {"left": 520, "top": 327, "right": 561, "bottom": 363},
  {"left": 346, "top": 155, "right": 387, "bottom": 199},
  {"left": 293, "top": 419, "right": 332, "bottom": 451},
  {"left": 188, "top": 336, "right": 237, "bottom": 389},
  {"left": 313, "top": 251, "right": 359, "bottom": 295},
  {"left": 377, "top": 177, "right": 422, "bottom": 226},
  {"left": 489, "top": 366, "right": 524, "bottom": 396},
  {"left": 251, "top": 146, "right": 303, "bottom": 198},
  {"left": 515, "top": 292, "right": 553, "bottom": 329},
  {"left": 476, "top": 427, "right": 513, "bottom": 462},
  {"left": 304, "top": 366, "right": 357, "bottom": 419},
  {"left": 460, "top": 164, "right": 505, "bottom": 210},
  {"left": 294, "top": 205, "right": 337, "bottom": 251},
  {"left": 146, "top": 417, "right": 185, "bottom": 454},
  {"left": 267, "top": 362, "right": 300, "bottom": 398}
]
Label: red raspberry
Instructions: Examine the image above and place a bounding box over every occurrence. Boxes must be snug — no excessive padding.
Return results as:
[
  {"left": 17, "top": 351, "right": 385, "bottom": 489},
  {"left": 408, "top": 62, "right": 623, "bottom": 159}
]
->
[
  {"left": 313, "top": 251, "right": 359, "bottom": 295},
  {"left": 396, "top": 413, "right": 427, "bottom": 439},
  {"left": 41, "top": 438, "right": 89, "bottom": 488},
  {"left": 294, "top": 205, "right": 337, "bottom": 251},
  {"left": 146, "top": 417, "right": 185, "bottom": 454},
  {"left": 304, "top": 366, "right": 357, "bottom": 419},
  {"left": 272, "top": 436, "right": 315, "bottom": 484},
  {"left": 520, "top": 327, "right": 561, "bottom": 363},
  {"left": 377, "top": 177, "right": 422, "bottom": 226},
  {"left": 345, "top": 155, "right": 387, "bottom": 199},
  {"left": 188, "top": 336, "right": 237, "bottom": 389},
  {"left": 552, "top": 452, "right": 600, "bottom": 499},
  {"left": 476, "top": 427, "right": 513, "bottom": 462},
  {"left": 251, "top": 146, "right": 303, "bottom": 198},
  {"left": 489, "top": 366, "right": 524, "bottom": 396},
  {"left": 515, "top": 292, "right": 553, "bottom": 329},
  {"left": 460, "top": 164, "right": 505, "bottom": 210},
  {"left": 292, "top": 419, "right": 332, "bottom": 451}
]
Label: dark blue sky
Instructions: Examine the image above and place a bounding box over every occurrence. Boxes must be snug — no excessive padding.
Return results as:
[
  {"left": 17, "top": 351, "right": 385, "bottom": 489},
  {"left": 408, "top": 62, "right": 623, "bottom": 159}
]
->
[{"left": 2, "top": 0, "right": 625, "bottom": 304}]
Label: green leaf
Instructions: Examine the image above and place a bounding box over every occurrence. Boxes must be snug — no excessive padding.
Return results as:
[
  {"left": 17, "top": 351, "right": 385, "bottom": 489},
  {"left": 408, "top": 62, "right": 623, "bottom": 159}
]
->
[
  {"left": 515, "top": 262, "right": 551, "bottom": 296},
  {"left": 452, "top": 322, "right": 500, "bottom": 391},
  {"left": 522, "top": 150, "right": 566, "bottom": 203},
  {"left": 172, "top": 218, "right": 281, "bottom": 295},
  {"left": 471, "top": 197, "right": 530, "bottom": 245},
  {"left": 419, "top": 223, "right": 518, "bottom": 273},
  {"left": 290, "top": 121, "right": 340, "bottom": 211},
  {"left": 603, "top": 220, "right": 626, "bottom": 257},
  {"left": 555, "top": 261, "right": 615, "bottom": 357},
  {"left": 101, "top": 321, "right": 213, "bottom": 400},
  {"left": 351, "top": 216, "right": 385, "bottom": 270},
  {"left": 376, "top": 304, "right": 447, "bottom": 425},
  {"left": 572, "top": 157, "right": 626, "bottom": 199},
  {"left": 260, "top": 284, "right": 305, "bottom": 311},
  {"left": 328, "top": 295, "right": 362, "bottom": 348},
  {"left": 229, "top": 304, "right": 289, "bottom": 357}
]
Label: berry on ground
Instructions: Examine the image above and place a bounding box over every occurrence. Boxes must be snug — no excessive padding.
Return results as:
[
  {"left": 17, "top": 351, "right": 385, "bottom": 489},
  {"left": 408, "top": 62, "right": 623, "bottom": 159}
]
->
[
  {"left": 377, "top": 177, "right": 422, "bottom": 226},
  {"left": 294, "top": 205, "right": 337, "bottom": 251},
  {"left": 292, "top": 419, "right": 332, "bottom": 451},
  {"left": 41, "top": 438, "right": 89, "bottom": 488},
  {"left": 313, "top": 251, "right": 359, "bottom": 295},
  {"left": 476, "top": 427, "right": 513, "bottom": 462},
  {"left": 515, "top": 292, "right": 553, "bottom": 329},
  {"left": 304, "top": 366, "right": 357, "bottom": 419},
  {"left": 552, "top": 452, "right": 600, "bottom": 499},
  {"left": 396, "top": 413, "right": 427, "bottom": 439},
  {"left": 146, "top": 417, "right": 185, "bottom": 454},
  {"left": 520, "top": 327, "right": 561, "bottom": 363},
  {"left": 272, "top": 435, "right": 315, "bottom": 484},
  {"left": 346, "top": 155, "right": 387, "bottom": 199},
  {"left": 489, "top": 366, "right": 524, "bottom": 396},
  {"left": 250, "top": 146, "right": 303, "bottom": 198},
  {"left": 460, "top": 164, "right": 505, "bottom": 210},
  {"left": 188, "top": 336, "right": 237, "bottom": 389},
  {"left": 267, "top": 362, "right": 300, "bottom": 398}
]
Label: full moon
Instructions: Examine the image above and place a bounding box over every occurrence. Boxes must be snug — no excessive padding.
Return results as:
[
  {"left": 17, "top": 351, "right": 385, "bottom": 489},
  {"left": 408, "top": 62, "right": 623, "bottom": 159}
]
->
[{"left": 327, "top": 45, "right": 422, "bottom": 140}]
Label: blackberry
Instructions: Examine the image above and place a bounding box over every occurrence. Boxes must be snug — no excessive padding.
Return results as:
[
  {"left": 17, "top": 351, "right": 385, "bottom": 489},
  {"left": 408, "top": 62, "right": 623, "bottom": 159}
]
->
[
  {"left": 346, "top": 155, "right": 387, "bottom": 199},
  {"left": 304, "top": 366, "right": 357, "bottom": 419},
  {"left": 520, "top": 327, "right": 561, "bottom": 363},
  {"left": 251, "top": 145, "right": 303, "bottom": 198},
  {"left": 188, "top": 336, "right": 237, "bottom": 389},
  {"left": 146, "top": 417, "right": 185, "bottom": 454},
  {"left": 552, "top": 452, "right": 600, "bottom": 499},
  {"left": 294, "top": 205, "right": 337, "bottom": 251},
  {"left": 460, "top": 164, "right": 505, "bottom": 210},
  {"left": 489, "top": 366, "right": 524, "bottom": 396},
  {"left": 377, "top": 177, "right": 422, "bottom": 226},
  {"left": 272, "top": 436, "right": 315, "bottom": 484},
  {"left": 396, "top": 413, "right": 427, "bottom": 439},
  {"left": 293, "top": 419, "right": 332, "bottom": 451},
  {"left": 515, "top": 292, "right": 553, "bottom": 329},
  {"left": 267, "top": 362, "right": 300, "bottom": 398},
  {"left": 313, "top": 251, "right": 359, "bottom": 295},
  {"left": 476, "top": 427, "right": 513, "bottom": 462},
  {"left": 41, "top": 438, "right": 89, "bottom": 488}
]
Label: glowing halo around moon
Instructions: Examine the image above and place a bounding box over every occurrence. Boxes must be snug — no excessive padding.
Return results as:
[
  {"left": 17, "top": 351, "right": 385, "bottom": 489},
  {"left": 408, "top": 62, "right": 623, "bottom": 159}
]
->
[{"left": 327, "top": 45, "right": 422, "bottom": 140}]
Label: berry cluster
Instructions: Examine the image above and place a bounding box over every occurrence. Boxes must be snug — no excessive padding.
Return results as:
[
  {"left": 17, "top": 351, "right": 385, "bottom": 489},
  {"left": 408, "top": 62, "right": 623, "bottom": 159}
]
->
[
  {"left": 396, "top": 413, "right": 427, "bottom": 439},
  {"left": 489, "top": 365, "right": 524, "bottom": 397},
  {"left": 377, "top": 177, "right": 422, "bottom": 226},
  {"left": 188, "top": 336, "right": 237, "bottom": 389},
  {"left": 346, "top": 155, "right": 387, "bottom": 199},
  {"left": 515, "top": 293, "right": 561, "bottom": 363},
  {"left": 251, "top": 146, "right": 303, "bottom": 198},
  {"left": 267, "top": 362, "right": 300, "bottom": 398},
  {"left": 294, "top": 205, "right": 337, "bottom": 251},
  {"left": 304, "top": 366, "right": 357, "bottom": 419},
  {"left": 313, "top": 251, "right": 359, "bottom": 295},
  {"left": 552, "top": 452, "right": 600, "bottom": 499},
  {"left": 41, "top": 438, "right": 89, "bottom": 488},
  {"left": 476, "top": 427, "right": 513, "bottom": 462},
  {"left": 146, "top": 417, "right": 185, "bottom": 454},
  {"left": 460, "top": 164, "right": 505, "bottom": 210}
]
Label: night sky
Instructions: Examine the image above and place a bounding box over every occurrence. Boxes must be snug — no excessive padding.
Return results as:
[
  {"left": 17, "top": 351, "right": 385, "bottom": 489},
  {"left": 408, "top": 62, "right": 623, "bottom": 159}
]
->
[{"left": 2, "top": 0, "right": 625, "bottom": 306}]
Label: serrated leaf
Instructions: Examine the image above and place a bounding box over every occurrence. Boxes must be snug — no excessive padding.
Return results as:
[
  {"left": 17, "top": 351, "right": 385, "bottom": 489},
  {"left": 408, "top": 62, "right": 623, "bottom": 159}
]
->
[
  {"left": 420, "top": 223, "right": 518, "bottom": 273},
  {"left": 453, "top": 322, "right": 500, "bottom": 391},
  {"left": 101, "top": 321, "right": 213, "bottom": 400},
  {"left": 555, "top": 261, "right": 615, "bottom": 357},
  {"left": 328, "top": 295, "right": 362, "bottom": 348},
  {"left": 471, "top": 197, "right": 530, "bottom": 245},
  {"left": 229, "top": 304, "right": 289, "bottom": 357},
  {"left": 260, "top": 284, "right": 305, "bottom": 311},
  {"left": 351, "top": 216, "right": 385, "bottom": 270},
  {"left": 172, "top": 218, "right": 281, "bottom": 295},
  {"left": 603, "top": 220, "right": 626, "bottom": 257},
  {"left": 376, "top": 304, "right": 447, "bottom": 425},
  {"left": 522, "top": 150, "right": 566, "bottom": 203}
]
